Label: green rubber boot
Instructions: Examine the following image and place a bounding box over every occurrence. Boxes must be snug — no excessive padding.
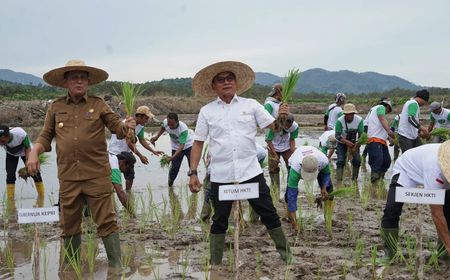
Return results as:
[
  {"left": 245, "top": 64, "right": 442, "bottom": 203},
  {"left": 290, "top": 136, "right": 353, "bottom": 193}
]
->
[
  {"left": 381, "top": 228, "right": 399, "bottom": 260},
  {"left": 209, "top": 233, "right": 225, "bottom": 265},
  {"left": 102, "top": 232, "right": 122, "bottom": 268},
  {"left": 268, "top": 227, "right": 293, "bottom": 264},
  {"left": 63, "top": 234, "right": 81, "bottom": 265}
]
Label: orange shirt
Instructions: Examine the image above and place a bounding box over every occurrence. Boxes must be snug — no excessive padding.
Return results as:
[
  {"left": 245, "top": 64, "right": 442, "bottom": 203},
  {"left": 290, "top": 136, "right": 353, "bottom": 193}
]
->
[{"left": 36, "top": 94, "right": 127, "bottom": 181}]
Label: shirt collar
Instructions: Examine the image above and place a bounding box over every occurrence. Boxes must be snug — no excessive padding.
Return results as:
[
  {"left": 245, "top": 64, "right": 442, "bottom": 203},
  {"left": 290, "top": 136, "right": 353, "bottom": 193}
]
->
[
  {"left": 216, "top": 94, "right": 239, "bottom": 104},
  {"left": 65, "top": 93, "right": 88, "bottom": 104}
]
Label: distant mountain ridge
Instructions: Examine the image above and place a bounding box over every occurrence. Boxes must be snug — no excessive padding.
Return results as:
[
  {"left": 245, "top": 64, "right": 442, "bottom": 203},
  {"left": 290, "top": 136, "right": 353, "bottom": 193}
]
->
[
  {"left": 1, "top": 67, "right": 420, "bottom": 94},
  {"left": 0, "top": 69, "right": 45, "bottom": 86},
  {"left": 255, "top": 68, "right": 420, "bottom": 93}
]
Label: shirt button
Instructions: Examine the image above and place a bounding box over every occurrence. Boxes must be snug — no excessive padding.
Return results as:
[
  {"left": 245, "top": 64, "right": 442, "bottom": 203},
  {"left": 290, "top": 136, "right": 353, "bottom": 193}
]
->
[
  {"left": 75, "top": 126, "right": 77, "bottom": 129},
  {"left": 75, "top": 115, "right": 78, "bottom": 119},
  {"left": 74, "top": 138, "right": 78, "bottom": 140}
]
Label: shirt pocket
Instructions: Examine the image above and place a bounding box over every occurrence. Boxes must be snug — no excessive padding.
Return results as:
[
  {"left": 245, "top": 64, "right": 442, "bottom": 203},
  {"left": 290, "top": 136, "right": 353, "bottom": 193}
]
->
[
  {"left": 83, "top": 111, "right": 102, "bottom": 133},
  {"left": 55, "top": 114, "right": 70, "bottom": 129}
]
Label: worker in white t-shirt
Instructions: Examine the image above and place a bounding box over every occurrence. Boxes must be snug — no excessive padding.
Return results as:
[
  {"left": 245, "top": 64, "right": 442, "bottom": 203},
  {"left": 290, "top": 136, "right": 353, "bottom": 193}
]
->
[
  {"left": 381, "top": 141, "right": 450, "bottom": 260},
  {"left": 397, "top": 89, "right": 430, "bottom": 152},
  {"left": 428, "top": 101, "right": 450, "bottom": 143}
]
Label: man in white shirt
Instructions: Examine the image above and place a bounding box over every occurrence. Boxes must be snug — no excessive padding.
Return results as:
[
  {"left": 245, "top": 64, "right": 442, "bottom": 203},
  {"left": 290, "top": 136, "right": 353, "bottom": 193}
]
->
[
  {"left": 366, "top": 98, "right": 395, "bottom": 188},
  {"left": 108, "top": 106, "right": 163, "bottom": 191},
  {"left": 381, "top": 141, "right": 450, "bottom": 260},
  {"left": 150, "top": 112, "right": 194, "bottom": 186},
  {"left": 324, "top": 93, "right": 346, "bottom": 131},
  {"left": 397, "top": 89, "right": 430, "bottom": 152},
  {"left": 427, "top": 101, "right": 450, "bottom": 143},
  {"left": 189, "top": 61, "right": 292, "bottom": 265},
  {"left": 266, "top": 114, "right": 299, "bottom": 199}
]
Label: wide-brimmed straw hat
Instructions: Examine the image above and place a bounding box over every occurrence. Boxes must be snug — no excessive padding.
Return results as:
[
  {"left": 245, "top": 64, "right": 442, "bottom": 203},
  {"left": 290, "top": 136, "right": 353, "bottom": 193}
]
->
[
  {"left": 439, "top": 140, "right": 450, "bottom": 182},
  {"left": 43, "top": 59, "right": 109, "bottom": 88},
  {"left": 301, "top": 156, "right": 319, "bottom": 182},
  {"left": 343, "top": 103, "right": 358, "bottom": 114},
  {"left": 192, "top": 61, "right": 255, "bottom": 97}
]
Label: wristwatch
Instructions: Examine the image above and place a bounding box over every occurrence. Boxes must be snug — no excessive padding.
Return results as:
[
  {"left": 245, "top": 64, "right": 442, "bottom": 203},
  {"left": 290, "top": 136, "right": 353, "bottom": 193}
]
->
[{"left": 187, "top": 170, "right": 198, "bottom": 176}]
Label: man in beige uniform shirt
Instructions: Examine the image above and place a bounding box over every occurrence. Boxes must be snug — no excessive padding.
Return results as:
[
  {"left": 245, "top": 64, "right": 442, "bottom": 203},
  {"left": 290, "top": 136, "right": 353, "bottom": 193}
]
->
[{"left": 27, "top": 60, "right": 135, "bottom": 268}]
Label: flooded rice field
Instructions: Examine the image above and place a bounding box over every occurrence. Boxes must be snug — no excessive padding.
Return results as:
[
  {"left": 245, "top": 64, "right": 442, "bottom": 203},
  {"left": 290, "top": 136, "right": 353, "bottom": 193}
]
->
[{"left": 1, "top": 129, "right": 449, "bottom": 279}]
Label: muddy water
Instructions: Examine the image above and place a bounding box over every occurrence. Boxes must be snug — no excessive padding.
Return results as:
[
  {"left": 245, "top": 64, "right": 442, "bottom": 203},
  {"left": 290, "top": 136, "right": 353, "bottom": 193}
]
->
[{"left": 0, "top": 128, "right": 398, "bottom": 280}]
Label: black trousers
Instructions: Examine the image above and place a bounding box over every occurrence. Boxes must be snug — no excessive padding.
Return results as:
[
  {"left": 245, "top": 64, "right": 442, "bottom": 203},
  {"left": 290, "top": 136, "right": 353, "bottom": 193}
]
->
[
  {"left": 381, "top": 174, "right": 450, "bottom": 229},
  {"left": 398, "top": 134, "right": 421, "bottom": 154},
  {"left": 169, "top": 147, "right": 192, "bottom": 182},
  {"left": 210, "top": 173, "right": 281, "bottom": 234},
  {"left": 6, "top": 153, "right": 42, "bottom": 184}
]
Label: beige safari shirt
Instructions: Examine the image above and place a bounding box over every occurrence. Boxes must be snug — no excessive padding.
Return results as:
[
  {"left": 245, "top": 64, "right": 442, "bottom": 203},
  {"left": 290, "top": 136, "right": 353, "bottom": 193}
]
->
[{"left": 36, "top": 94, "right": 127, "bottom": 181}]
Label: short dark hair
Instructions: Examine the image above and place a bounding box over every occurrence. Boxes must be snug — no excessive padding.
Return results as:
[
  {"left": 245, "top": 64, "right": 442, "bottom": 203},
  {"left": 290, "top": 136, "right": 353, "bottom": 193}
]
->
[
  {"left": 0, "top": 125, "right": 10, "bottom": 138},
  {"left": 167, "top": 112, "right": 179, "bottom": 122},
  {"left": 415, "top": 89, "right": 430, "bottom": 102}
]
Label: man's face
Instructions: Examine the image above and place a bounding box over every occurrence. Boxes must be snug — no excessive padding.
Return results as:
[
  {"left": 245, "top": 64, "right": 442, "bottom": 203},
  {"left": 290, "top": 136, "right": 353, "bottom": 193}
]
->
[
  {"left": 167, "top": 118, "right": 178, "bottom": 129},
  {"left": 273, "top": 91, "right": 282, "bottom": 101},
  {"left": 432, "top": 107, "right": 442, "bottom": 114},
  {"left": 0, "top": 135, "right": 10, "bottom": 145},
  {"left": 119, "top": 160, "right": 129, "bottom": 173},
  {"left": 283, "top": 121, "right": 293, "bottom": 130},
  {"left": 136, "top": 114, "right": 149, "bottom": 125},
  {"left": 344, "top": 113, "right": 355, "bottom": 122},
  {"left": 64, "top": 71, "right": 89, "bottom": 99},
  {"left": 212, "top": 71, "right": 237, "bottom": 98}
]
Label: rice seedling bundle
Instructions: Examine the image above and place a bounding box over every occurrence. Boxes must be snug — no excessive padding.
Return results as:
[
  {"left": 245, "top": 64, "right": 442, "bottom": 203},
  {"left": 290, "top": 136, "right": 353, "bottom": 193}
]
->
[
  {"left": 430, "top": 127, "right": 450, "bottom": 140},
  {"left": 160, "top": 155, "right": 171, "bottom": 168},
  {"left": 357, "top": 132, "right": 368, "bottom": 145},
  {"left": 18, "top": 153, "right": 50, "bottom": 181},
  {"left": 277, "top": 68, "right": 301, "bottom": 128},
  {"left": 114, "top": 82, "right": 144, "bottom": 143}
]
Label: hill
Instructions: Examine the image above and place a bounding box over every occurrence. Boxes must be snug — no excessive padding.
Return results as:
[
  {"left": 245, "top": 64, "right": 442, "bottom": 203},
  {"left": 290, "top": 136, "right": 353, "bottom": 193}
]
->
[
  {"left": 255, "top": 68, "right": 420, "bottom": 93},
  {"left": 0, "top": 69, "right": 45, "bottom": 86}
]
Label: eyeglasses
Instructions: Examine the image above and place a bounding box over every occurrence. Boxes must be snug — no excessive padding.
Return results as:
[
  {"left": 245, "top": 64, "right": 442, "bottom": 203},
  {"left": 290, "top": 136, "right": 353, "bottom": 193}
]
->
[{"left": 213, "top": 74, "right": 235, "bottom": 84}]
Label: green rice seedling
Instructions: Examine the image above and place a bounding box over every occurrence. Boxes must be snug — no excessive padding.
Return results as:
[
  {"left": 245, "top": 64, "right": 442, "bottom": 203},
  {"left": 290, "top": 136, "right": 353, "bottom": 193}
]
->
[
  {"left": 328, "top": 186, "right": 356, "bottom": 198},
  {"left": 360, "top": 186, "right": 370, "bottom": 210},
  {"left": 425, "top": 241, "right": 446, "bottom": 271},
  {"left": 303, "top": 139, "right": 309, "bottom": 146},
  {"left": 5, "top": 243, "right": 15, "bottom": 272},
  {"left": 255, "top": 250, "right": 263, "bottom": 276},
  {"left": 346, "top": 210, "right": 354, "bottom": 237},
  {"left": 152, "top": 267, "right": 161, "bottom": 280},
  {"left": 403, "top": 233, "right": 417, "bottom": 271},
  {"left": 61, "top": 243, "right": 82, "bottom": 279},
  {"left": 370, "top": 244, "right": 378, "bottom": 279},
  {"left": 280, "top": 68, "right": 301, "bottom": 103},
  {"left": 316, "top": 254, "right": 324, "bottom": 279},
  {"left": 201, "top": 246, "right": 210, "bottom": 279},
  {"left": 159, "top": 155, "right": 171, "bottom": 169},
  {"left": 430, "top": 127, "right": 450, "bottom": 140},
  {"left": 114, "top": 82, "right": 144, "bottom": 117},
  {"left": 121, "top": 244, "right": 133, "bottom": 270},
  {"left": 357, "top": 132, "right": 368, "bottom": 145},
  {"left": 303, "top": 181, "right": 315, "bottom": 207},
  {"left": 227, "top": 242, "right": 234, "bottom": 273},
  {"left": 180, "top": 248, "right": 190, "bottom": 280},
  {"left": 85, "top": 230, "right": 97, "bottom": 273},
  {"left": 324, "top": 201, "right": 333, "bottom": 236},
  {"left": 354, "top": 238, "right": 365, "bottom": 268}
]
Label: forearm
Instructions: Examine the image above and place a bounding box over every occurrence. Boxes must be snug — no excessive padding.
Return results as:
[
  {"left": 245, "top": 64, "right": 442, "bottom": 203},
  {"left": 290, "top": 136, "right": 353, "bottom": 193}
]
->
[
  {"left": 30, "top": 143, "right": 46, "bottom": 156},
  {"left": 172, "top": 144, "right": 185, "bottom": 159},
  {"left": 189, "top": 141, "right": 204, "bottom": 171},
  {"left": 139, "top": 138, "right": 157, "bottom": 154},
  {"left": 431, "top": 205, "right": 450, "bottom": 253},
  {"left": 428, "top": 122, "right": 435, "bottom": 132},
  {"left": 408, "top": 116, "right": 420, "bottom": 129},
  {"left": 289, "top": 139, "right": 296, "bottom": 151}
]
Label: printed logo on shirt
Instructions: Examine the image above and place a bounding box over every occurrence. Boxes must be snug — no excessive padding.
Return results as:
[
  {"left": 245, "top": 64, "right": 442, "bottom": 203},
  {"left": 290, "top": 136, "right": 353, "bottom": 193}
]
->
[{"left": 302, "top": 150, "right": 314, "bottom": 156}]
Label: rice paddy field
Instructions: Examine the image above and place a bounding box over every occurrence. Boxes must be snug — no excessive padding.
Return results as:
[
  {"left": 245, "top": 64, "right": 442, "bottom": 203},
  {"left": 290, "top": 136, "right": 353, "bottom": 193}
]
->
[{"left": 1, "top": 127, "right": 449, "bottom": 280}]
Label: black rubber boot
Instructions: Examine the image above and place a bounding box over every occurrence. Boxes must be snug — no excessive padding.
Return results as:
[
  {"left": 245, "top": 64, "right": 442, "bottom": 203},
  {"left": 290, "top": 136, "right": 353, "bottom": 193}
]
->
[{"left": 209, "top": 233, "right": 225, "bottom": 265}]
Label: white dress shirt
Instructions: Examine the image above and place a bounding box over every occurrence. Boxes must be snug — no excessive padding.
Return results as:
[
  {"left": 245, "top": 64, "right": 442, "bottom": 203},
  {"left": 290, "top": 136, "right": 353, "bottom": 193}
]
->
[{"left": 194, "top": 95, "right": 274, "bottom": 183}]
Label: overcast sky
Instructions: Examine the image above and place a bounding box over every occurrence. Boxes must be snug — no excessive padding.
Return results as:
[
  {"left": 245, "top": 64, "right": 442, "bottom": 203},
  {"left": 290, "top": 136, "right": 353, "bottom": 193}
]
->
[{"left": 1, "top": 0, "right": 449, "bottom": 87}]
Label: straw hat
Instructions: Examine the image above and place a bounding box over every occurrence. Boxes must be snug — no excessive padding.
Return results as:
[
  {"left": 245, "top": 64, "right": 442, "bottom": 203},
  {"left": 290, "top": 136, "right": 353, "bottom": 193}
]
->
[
  {"left": 192, "top": 61, "right": 255, "bottom": 97},
  {"left": 136, "top": 106, "right": 154, "bottom": 118},
  {"left": 438, "top": 140, "right": 450, "bottom": 182},
  {"left": 43, "top": 59, "right": 109, "bottom": 88},
  {"left": 301, "top": 156, "right": 319, "bottom": 182},
  {"left": 343, "top": 103, "right": 358, "bottom": 114}
]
